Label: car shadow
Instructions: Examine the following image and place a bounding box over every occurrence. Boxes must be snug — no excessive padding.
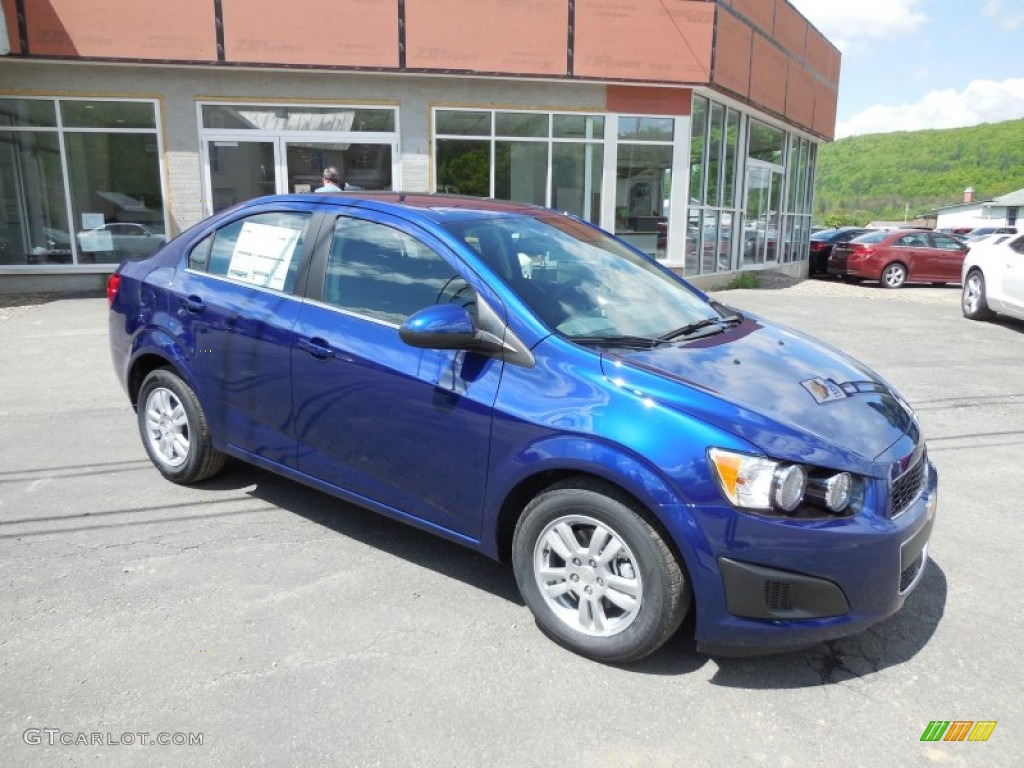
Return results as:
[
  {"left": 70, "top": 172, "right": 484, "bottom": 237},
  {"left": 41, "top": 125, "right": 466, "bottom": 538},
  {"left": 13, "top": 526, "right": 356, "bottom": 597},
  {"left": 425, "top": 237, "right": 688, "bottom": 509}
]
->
[
  {"left": 197, "top": 461, "right": 524, "bottom": 606},
  {"left": 199, "top": 462, "right": 947, "bottom": 684},
  {"left": 633, "top": 560, "right": 947, "bottom": 685}
]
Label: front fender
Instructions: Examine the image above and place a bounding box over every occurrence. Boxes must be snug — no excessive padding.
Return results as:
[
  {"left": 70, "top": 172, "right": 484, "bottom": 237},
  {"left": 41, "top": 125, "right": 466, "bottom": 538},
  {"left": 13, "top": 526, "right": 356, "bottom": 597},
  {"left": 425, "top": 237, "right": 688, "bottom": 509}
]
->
[{"left": 480, "top": 433, "right": 714, "bottom": 572}]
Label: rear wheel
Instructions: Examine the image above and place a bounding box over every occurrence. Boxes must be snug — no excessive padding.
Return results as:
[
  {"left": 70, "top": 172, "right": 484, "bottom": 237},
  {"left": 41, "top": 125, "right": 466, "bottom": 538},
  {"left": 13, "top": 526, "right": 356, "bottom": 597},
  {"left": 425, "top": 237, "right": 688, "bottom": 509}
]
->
[
  {"left": 881, "top": 262, "right": 907, "bottom": 289},
  {"left": 962, "top": 269, "right": 994, "bottom": 320},
  {"left": 137, "top": 368, "right": 226, "bottom": 484},
  {"left": 512, "top": 480, "right": 690, "bottom": 663}
]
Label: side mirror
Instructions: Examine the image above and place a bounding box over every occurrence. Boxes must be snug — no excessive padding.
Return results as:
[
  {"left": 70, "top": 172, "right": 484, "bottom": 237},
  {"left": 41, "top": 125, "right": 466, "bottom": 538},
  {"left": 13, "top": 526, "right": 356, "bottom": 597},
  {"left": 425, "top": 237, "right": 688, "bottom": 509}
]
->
[{"left": 399, "top": 304, "right": 478, "bottom": 349}]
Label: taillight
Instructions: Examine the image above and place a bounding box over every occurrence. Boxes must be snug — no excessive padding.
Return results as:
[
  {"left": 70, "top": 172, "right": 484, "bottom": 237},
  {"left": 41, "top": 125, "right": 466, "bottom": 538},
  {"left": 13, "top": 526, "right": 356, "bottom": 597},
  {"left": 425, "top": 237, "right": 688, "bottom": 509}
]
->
[
  {"left": 809, "top": 242, "right": 827, "bottom": 252},
  {"left": 106, "top": 273, "right": 121, "bottom": 306}
]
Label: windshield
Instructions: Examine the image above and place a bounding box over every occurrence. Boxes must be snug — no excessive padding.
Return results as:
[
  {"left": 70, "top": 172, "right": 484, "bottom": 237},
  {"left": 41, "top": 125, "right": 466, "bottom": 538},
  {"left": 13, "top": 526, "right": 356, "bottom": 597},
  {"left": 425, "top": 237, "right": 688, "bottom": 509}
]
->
[{"left": 443, "top": 214, "right": 722, "bottom": 340}]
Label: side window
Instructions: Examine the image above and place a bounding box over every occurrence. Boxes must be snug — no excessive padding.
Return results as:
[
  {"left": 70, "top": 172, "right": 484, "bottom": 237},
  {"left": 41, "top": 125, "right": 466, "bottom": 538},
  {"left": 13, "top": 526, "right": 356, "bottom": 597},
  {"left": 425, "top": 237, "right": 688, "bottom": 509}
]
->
[
  {"left": 187, "top": 211, "right": 311, "bottom": 294},
  {"left": 323, "top": 217, "right": 475, "bottom": 324},
  {"left": 897, "top": 233, "right": 927, "bottom": 247},
  {"left": 931, "top": 234, "right": 963, "bottom": 251},
  {"left": 1010, "top": 235, "right": 1024, "bottom": 255}
]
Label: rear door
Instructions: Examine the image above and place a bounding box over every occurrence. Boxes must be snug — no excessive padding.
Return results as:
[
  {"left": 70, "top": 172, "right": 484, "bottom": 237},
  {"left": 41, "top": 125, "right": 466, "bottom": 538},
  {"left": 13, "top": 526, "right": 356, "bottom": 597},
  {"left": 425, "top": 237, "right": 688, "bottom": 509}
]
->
[
  {"left": 892, "top": 232, "right": 931, "bottom": 279},
  {"left": 176, "top": 204, "right": 317, "bottom": 466},
  {"left": 927, "top": 232, "right": 969, "bottom": 282},
  {"left": 290, "top": 210, "right": 503, "bottom": 538}
]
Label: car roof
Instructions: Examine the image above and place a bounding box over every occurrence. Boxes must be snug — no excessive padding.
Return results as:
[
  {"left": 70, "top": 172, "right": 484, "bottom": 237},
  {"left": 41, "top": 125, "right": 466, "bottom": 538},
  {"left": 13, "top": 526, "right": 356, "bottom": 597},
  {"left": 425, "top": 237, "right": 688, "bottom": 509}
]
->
[{"left": 239, "top": 192, "right": 556, "bottom": 224}]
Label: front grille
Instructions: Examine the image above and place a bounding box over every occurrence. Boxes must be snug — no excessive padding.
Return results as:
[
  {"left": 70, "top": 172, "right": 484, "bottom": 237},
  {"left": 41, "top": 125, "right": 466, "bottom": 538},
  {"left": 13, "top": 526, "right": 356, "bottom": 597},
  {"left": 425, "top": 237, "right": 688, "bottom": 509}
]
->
[{"left": 891, "top": 453, "right": 927, "bottom": 518}]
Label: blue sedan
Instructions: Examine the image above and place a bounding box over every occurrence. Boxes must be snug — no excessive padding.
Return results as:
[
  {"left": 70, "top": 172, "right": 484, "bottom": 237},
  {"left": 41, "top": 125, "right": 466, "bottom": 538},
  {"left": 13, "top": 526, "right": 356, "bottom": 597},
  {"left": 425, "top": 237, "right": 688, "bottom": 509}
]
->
[{"left": 108, "top": 193, "right": 937, "bottom": 662}]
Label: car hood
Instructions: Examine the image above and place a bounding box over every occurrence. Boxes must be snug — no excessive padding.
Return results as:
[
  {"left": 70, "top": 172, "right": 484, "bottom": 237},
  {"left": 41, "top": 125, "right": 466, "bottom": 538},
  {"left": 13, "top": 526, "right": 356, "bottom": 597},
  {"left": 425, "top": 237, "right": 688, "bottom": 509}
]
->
[{"left": 600, "top": 317, "right": 916, "bottom": 470}]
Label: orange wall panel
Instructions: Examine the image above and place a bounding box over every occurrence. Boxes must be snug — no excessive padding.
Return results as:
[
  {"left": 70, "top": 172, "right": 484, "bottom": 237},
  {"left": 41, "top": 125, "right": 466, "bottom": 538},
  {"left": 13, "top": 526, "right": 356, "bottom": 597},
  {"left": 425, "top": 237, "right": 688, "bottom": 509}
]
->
[
  {"left": 405, "top": 0, "right": 567, "bottom": 75},
  {"left": 729, "top": 0, "right": 773, "bottom": 34},
  {"left": 749, "top": 35, "right": 787, "bottom": 116},
  {"left": 606, "top": 85, "right": 692, "bottom": 115},
  {"left": 25, "top": 0, "right": 216, "bottom": 60},
  {"left": 2, "top": 0, "right": 21, "bottom": 55},
  {"left": 813, "top": 80, "right": 837, "bottom": 139},
  {"left": 784, "top": 61, "right": 814, "bottom": 129},
  {"left": 711, "top": 8, "right": 752, "bottom": 97},
  {"left": 223, "top": 0, "right": 397, "bottom": 68},
  {"left": 773, "top": 0, "right": 806, "bottom": 60},
  {"left": 804, "top": 28, "right": 838, "bottom": 86},
  {"left": 575, "top": 0, "right": 713, "bottom": 83}
]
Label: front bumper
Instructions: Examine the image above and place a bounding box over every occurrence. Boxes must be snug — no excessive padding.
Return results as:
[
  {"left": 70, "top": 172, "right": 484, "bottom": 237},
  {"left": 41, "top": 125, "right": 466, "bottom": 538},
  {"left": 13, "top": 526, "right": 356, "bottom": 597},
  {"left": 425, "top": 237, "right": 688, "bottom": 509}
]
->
[{"left": 665, "top": 461, "right": 938, "bottom": 655}]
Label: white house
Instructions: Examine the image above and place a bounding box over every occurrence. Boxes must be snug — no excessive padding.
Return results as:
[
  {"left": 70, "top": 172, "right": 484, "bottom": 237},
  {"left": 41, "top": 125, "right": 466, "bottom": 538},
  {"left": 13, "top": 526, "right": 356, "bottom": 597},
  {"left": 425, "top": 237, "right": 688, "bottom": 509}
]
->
[{"left": 935, "top": 187, "right": 1024, "bottom": 231}]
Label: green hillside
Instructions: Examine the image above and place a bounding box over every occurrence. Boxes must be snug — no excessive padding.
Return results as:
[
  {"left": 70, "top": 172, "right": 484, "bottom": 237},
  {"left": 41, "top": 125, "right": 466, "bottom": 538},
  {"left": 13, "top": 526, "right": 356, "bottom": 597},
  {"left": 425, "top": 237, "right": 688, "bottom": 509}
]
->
[{"left": 813, "top": 118, "right": 1024, "bottom": 225}]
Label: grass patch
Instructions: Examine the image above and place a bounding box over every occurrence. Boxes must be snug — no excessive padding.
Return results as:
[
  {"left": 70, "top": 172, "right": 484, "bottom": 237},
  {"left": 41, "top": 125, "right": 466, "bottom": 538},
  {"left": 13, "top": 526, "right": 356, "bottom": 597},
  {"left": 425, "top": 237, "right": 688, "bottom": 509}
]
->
[{"left": 728, "top": 272, "right": 760, "bottom": 290}]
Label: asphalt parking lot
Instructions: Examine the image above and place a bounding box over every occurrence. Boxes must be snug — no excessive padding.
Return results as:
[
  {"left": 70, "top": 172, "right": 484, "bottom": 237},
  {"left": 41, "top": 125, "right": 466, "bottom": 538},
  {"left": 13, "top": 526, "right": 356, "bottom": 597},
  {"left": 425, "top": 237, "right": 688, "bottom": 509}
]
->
[{"left": 2, "top": 280, "right": 1022, "bottom": 767}]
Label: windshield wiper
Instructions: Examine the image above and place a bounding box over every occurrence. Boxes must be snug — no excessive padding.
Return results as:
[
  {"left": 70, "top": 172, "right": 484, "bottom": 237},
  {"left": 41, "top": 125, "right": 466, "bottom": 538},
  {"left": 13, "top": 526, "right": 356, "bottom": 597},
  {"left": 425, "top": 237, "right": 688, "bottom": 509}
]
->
[
  {"left": 568, "top": 334, "right": 665, "bottom": 349},
  {"left": 658, "top": 312, "right": 743, "bottom": 342}
]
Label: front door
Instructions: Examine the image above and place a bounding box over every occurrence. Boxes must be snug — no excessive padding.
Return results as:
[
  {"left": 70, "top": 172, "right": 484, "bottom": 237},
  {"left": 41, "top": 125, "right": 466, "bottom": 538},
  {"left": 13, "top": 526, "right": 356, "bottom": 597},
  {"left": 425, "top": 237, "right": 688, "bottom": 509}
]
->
[{"left": 291, "top": 210, "right": 501, "bottom": 538}]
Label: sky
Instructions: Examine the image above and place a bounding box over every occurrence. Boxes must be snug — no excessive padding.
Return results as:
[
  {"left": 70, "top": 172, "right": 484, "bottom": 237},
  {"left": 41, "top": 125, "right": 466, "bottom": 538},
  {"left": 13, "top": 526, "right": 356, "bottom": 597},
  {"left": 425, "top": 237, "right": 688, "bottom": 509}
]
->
[{"left": 788, "top": 0, "right": 1024, "bottom": 138}]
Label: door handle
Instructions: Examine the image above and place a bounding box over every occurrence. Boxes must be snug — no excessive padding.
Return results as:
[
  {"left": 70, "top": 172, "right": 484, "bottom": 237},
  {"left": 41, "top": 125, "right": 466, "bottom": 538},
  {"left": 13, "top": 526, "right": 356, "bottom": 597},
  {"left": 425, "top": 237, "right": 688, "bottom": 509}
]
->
[
  {"left": 298, "top": 337, "right": 334, "bottom": 360},
  {"left": 183, "top": 295, "right": 205, "bottom": 314}
]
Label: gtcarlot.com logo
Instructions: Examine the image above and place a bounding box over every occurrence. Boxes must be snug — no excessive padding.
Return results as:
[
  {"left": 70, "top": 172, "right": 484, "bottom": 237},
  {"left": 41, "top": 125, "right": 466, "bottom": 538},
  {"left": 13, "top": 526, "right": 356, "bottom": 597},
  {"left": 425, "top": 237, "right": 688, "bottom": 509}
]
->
[
  {"left": 920, "top": 721, "right": 997, "bottom": 742},
  {"left": 23, "top": 729, "right": 203, "bottom": 747}
]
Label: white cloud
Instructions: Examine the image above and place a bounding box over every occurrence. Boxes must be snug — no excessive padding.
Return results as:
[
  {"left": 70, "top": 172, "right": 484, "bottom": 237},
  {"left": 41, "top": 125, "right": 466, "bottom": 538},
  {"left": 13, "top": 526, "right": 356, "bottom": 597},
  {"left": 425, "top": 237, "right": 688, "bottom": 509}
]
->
[
  {"left": 983, "top": 1, "right": 1024, "bottom": 30},
  {"left": 789, "top": 0, "right": 928, "bottom": 52},
  {"left": 835, "top": 78, "right": 1024, "bottom": 137}
]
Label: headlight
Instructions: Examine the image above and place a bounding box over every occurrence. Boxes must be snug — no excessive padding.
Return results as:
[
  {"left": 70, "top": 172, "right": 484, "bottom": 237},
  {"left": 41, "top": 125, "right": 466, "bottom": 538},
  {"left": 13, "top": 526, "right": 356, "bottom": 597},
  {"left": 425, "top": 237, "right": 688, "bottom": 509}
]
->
[{"left": 709, "top": 448, "right": 854, "bottom": 516}]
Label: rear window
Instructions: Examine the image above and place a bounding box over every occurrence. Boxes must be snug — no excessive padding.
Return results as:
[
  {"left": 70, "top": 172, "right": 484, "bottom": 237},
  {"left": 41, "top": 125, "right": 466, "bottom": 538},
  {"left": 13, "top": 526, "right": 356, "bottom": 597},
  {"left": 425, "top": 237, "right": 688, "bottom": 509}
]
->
[
  {"left": 810, "top": 229, "right": 837, "bottom": 241},
  {"left": 852, "top": 231, "right": 887, "bottom": 244}
]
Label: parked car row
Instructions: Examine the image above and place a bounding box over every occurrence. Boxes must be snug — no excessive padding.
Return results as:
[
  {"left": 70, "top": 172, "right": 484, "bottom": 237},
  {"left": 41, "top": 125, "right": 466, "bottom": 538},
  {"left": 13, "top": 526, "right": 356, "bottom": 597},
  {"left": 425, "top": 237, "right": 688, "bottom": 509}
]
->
[
  {"left": 827, "top": 229, "right": 969, "bottom": 288},
  {"left": 809, "top": 224, "right": 1023, "bottom": 325}
]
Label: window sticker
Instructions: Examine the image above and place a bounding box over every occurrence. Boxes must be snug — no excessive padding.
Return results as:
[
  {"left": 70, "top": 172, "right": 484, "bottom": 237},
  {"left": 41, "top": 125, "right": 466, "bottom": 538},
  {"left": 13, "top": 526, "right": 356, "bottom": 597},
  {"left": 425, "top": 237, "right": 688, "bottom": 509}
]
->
[{"left": 226, "top": 222, "right": 300, "bottom": 290}]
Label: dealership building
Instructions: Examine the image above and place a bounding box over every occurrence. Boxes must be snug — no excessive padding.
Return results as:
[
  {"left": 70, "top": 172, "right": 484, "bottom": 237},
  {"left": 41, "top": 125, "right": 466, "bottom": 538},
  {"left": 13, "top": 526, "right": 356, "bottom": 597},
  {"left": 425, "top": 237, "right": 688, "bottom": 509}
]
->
[{"left": 0, "top": 0, "right": 839, "bottom": 292}]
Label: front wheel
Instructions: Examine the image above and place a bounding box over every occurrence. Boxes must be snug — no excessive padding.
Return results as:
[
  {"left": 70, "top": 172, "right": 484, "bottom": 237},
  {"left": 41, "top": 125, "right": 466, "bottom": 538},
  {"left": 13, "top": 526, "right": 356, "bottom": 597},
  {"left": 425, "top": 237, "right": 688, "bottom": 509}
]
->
[
  {"left": 512, "top": 481, "right": 690, "bottom": 663},
  {"left": 137, "top": 368, "right": 226, "bottom": 484},
  {"left": 962, "top": 269, "right": 994, "bottom": 320},
  {"left": 881, "top": 262, "right": 907, "bottom": 289}
]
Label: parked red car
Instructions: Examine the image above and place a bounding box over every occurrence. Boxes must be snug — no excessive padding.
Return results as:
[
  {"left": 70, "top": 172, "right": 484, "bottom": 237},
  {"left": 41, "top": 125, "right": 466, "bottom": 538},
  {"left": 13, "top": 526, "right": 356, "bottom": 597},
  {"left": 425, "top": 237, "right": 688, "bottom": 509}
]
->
[{"left": 828, "top": 229, "right": 969, "bottom": 288}]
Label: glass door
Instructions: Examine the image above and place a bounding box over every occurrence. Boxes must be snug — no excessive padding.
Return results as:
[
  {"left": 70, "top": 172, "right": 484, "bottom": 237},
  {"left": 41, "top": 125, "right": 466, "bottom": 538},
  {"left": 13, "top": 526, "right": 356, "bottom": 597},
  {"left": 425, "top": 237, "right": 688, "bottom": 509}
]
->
[
  {"left": 742, "top": 164, "right": 782, "bottom": 265},
  {"left": 204, "top": 138, "right": 397, "bottom": 213},
  {"left": 204, "top": 139, "right": 276, "bottom": 214},
  {"left": 284, "top": 141, "right": 394, "bottom": 193}
]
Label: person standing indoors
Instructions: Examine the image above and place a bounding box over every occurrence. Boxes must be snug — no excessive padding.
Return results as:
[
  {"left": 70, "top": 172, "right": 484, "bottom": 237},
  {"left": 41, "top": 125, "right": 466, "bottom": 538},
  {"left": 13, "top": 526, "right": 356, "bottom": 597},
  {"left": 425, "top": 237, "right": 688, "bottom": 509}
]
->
[{"left": 316, "top": 167, "right": 342, "bottom": 193}]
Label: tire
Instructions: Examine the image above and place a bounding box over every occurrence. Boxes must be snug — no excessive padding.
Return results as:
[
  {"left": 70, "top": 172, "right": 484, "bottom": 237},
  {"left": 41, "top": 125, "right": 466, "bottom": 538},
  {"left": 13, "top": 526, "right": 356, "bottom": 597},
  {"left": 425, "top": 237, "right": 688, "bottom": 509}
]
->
[
  {"left": 512, "top": 480, "right": 690, "bottom": 663},
  {"left": 137, "top": 368, "right": 226, "bottom": 484},
  {"left": 962, "top": 269, "right": 994, "bottom": 321},
  {"left": 881, "top": 262, "right": 907, "bottom": 289}
]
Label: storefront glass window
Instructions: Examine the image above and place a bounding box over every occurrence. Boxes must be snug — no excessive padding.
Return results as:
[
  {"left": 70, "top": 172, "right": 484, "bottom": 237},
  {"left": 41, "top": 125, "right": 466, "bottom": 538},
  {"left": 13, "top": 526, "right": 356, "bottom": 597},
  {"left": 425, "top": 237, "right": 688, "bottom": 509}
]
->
[
  {"left": 434, "top": 108, "right": 604, "bottom": 224},
  {"left": 0, "top": 97, "right": 165, "bottom": 267},
  {"left": 0, "top": 98, "right": 57, "bottom": 128},
  {"left": 0, "top": 131, "right": 71, "bottom": 265},
  {"left": 495, "top": 141, "right": 548, "bottom": 206},
  {"left": 495, "top": 112, "right": 548, "bottom": 138},
  {"left": 436, "top": 140, "right": 490, "bottom": 196},
  {"left": 61, "top": 100, "right": 156, "bottom": 129},
  {"left": 65, "top": 132, "right": 166, "bottom": 264}
]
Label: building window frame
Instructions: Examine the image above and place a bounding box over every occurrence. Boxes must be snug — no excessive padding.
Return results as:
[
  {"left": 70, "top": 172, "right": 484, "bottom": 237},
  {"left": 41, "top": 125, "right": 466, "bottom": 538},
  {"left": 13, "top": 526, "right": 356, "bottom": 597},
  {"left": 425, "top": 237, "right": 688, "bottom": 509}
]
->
[{"left": 0, "top": 95, "right": 167, "bottom": 270}]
